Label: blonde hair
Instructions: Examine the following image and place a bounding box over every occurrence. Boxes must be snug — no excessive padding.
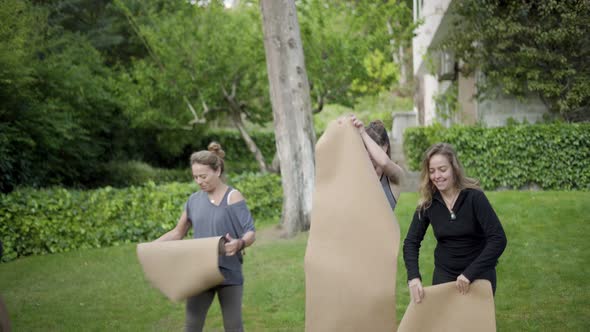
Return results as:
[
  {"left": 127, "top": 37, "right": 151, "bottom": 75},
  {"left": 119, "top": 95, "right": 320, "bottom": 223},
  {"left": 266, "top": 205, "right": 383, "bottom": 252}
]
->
[
  {"left": 418, "top": 143, "right": 480, "bottom": 211},
  {"left": 190, "top": 142, "right": 226, "bottom": 174}
]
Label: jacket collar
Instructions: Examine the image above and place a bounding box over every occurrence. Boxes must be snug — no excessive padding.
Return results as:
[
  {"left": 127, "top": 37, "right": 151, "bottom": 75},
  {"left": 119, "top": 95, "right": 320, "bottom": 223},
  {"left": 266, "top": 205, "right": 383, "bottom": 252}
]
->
[{"left": 432, "top": 189, "right": 467, "bottom": 208}]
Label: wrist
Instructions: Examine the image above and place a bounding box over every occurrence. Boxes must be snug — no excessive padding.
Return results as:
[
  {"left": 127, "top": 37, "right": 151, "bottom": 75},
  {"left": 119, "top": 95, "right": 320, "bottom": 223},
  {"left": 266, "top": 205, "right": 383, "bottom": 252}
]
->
[
  {"left": 239, "top": 238, "right": 246, "bottom": 250},
  {"left": 408, "top": 278, "right": 421, "bottom": 286}
]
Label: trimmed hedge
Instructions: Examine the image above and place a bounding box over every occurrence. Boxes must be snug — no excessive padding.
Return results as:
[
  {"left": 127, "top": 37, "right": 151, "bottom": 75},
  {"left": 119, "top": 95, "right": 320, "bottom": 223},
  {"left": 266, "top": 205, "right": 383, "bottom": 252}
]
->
[
  {"left": 403, "top": 123, "right": 590, "bottom": 190},
  {"left": 0, "top": 173, "right": 282, "bottom": 262}
]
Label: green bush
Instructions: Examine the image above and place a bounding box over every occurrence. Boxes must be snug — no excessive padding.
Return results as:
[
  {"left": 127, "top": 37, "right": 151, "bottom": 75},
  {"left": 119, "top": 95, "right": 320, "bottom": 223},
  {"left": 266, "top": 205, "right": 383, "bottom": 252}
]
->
[
  {"left": 95, "top": 161, "right": 190, "bottom": 187},
  {"left": 403, "top": 123, "right": 590, "bottom": 190},
  {"left": 0, "top": 173, "right": 282, "bottom": 262}
]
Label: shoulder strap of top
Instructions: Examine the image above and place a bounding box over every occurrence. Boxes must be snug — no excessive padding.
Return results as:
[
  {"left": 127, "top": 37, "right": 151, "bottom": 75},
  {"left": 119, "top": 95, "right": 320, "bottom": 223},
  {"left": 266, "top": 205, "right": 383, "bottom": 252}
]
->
[{"left": 227, "top": 188, "right": 238, "bottom": 205}]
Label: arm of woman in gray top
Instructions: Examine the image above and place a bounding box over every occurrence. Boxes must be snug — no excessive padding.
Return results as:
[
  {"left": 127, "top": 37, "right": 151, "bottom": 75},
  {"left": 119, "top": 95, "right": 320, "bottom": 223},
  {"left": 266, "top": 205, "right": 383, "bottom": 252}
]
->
[
  {"left": 224, "top": 190, "right": 256, "bottom": 256},
  {"left": 155, "top": 210, "right": 191, "bottom": 241}
]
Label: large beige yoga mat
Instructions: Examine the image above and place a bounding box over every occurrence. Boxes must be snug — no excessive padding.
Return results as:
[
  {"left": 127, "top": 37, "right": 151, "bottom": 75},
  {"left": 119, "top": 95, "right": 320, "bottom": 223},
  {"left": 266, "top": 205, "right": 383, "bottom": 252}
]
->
[
  {"left": 305, "top": 117, "right": 400, "bottom": 332},
  {"left": 137, "top": 237, "right": 225, "bottom": 302},
  {"left": 398, "top": 280, "right": 496, "bottom": 332}
]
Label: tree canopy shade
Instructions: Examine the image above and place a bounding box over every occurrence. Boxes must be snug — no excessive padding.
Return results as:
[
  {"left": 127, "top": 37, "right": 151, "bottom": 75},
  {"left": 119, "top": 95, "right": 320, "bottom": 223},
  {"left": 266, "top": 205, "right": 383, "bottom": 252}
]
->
[{"left": 439, "top": 0, "right": 590, "bottom": 122}]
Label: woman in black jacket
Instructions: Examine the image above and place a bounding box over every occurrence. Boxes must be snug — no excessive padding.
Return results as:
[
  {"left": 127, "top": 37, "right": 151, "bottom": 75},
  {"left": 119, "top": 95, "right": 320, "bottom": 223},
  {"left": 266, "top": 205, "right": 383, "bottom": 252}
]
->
[{"left": 403, "top": 143, "right": 507, "bottom": 304}]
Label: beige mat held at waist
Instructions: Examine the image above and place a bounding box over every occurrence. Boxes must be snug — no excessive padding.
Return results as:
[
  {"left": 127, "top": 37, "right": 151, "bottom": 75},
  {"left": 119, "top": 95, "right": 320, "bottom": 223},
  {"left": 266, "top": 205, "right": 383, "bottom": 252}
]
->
[
  {"left": 305, "top": 117, "right": 400, "bottom": 332},
  {"left": 398, "top": 279, "right": 496, "bottom": 332},
  {"left": 136, "top": 236, "right": 225, "bottom": 302}
]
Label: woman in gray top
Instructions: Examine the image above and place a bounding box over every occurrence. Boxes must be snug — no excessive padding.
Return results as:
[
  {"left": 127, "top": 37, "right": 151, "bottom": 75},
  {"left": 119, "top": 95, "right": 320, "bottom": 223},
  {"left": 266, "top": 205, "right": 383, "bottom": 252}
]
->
[
  {"left": 157, "top": 142, "right": 256, "bottom": 332},
  {"left": 350, "top": 115, "right": 404, "bottom": 211}
]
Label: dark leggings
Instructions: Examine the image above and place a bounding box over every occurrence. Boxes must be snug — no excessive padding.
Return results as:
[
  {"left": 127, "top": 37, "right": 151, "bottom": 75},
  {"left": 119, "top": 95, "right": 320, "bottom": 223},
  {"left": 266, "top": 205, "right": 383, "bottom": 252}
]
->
[
  {"left": 185, "top": 285, "right": 243, "bottom": 332},
  {"left": 433, "top": 268, "right": 497, "bottom": 294}
]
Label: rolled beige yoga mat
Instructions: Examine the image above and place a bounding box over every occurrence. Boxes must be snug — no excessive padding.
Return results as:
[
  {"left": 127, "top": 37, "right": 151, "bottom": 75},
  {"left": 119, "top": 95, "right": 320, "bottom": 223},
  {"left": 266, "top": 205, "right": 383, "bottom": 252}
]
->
[
  {"left": 137, "top": 236, "right": 225, "bottom": 302},
  {"left": 398, "top": 280, "right": 496, "bottom": 332},
  {"left": 305, "top": 117, "right": 400, "bottom": 331}
]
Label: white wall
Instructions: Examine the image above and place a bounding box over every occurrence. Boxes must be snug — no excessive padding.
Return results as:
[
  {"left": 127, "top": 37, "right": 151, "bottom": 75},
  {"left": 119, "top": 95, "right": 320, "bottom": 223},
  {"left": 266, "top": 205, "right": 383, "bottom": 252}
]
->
[
  {"left": 477, "top": 94, "right": 550, "bottom": 126},
  {"left": 412, "top": 0, "right": 453, "bottom": 76}
]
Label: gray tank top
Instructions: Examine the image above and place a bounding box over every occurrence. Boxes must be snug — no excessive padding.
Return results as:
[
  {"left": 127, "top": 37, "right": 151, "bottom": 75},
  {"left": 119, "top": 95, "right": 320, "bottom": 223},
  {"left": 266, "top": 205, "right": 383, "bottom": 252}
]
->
[
  {"left": 380, "top": 175, "right": 397, "bottom": 211},
  {"left": 184, "top": 186, "right": 255, "bottom": 285}
]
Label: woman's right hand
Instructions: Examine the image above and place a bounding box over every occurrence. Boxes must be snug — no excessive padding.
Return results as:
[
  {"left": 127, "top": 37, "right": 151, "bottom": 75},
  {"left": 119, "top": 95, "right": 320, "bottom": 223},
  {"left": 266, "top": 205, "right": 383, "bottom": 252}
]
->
[
  {"left": 408, "top": 278, "right": 425, "bottom": 304},
  {"left": 349, "top": 114, "right": 365, "bottom": 133}
]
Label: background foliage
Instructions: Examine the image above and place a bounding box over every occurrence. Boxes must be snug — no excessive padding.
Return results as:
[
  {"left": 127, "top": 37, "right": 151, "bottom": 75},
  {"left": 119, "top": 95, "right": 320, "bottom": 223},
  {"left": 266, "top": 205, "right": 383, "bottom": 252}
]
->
[
  {"left": 0, "top": 0, "right": 417, "bottom": 191},
  {"left": 403, "top": 122, "right": 590, "bottom": 190},
  {"left": 439, "top": 0, "right": 590, "bottom": 121},
  {"left": 0, "top": 173, "right": 282, "bottom": 262}
]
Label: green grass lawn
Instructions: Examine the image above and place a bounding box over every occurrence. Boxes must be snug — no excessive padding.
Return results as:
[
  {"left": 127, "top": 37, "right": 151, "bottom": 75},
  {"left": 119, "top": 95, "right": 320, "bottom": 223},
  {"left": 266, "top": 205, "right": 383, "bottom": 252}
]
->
[{"left": 1, "top": 191, "right": 589, "bottom": 331}]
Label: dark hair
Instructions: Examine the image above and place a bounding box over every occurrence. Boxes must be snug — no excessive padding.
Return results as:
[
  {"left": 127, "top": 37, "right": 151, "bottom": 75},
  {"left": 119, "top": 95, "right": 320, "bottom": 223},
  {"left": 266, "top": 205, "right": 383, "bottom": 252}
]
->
[
  {"left": 418, "top": 143, "right": 480, "bottom": 211},
  {"left": 190, "top": 142, "right": 225, "bottom": 174},
  {"left": 365, "top": 120, "right": 391, "bottom": 157}
]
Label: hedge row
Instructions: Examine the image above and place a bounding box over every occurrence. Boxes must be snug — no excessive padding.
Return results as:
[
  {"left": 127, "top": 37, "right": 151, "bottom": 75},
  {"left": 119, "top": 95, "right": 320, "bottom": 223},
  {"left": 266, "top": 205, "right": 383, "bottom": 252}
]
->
[
  {"left": 0, "top": 173, "right": 282, "bottom": 262},
  {"left": 403, "top": 122, "right": 590, "bottom": 190}
]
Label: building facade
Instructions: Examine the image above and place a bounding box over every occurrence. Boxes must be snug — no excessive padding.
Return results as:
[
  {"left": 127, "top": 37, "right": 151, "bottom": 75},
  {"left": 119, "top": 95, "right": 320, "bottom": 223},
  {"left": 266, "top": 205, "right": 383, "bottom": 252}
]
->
[{"left": 411, "top": 0, "right": 550, "bottom": 127}]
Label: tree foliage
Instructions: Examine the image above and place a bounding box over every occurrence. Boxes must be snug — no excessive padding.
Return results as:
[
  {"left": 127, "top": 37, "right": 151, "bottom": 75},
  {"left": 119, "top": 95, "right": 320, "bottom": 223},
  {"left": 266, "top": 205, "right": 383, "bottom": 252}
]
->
[
  {"left": 114, "top": 0, "right": 273, "bottom": 170},
  {"left": 440, "top": 0, "right": 590, "bottom": 121},
  {"left": 0, "top": 0, "right": 124, "bottom": 192},
  {"left": 0, "top": 0, "right": 417, "bottom": 191},
  {"left": 298, "top": 0, "right": 416, "bottom": 111}
]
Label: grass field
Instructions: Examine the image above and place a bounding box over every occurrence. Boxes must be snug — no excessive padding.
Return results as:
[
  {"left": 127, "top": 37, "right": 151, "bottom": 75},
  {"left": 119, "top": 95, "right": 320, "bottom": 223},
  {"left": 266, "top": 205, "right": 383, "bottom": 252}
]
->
[{"left": 1, "top": 191, "right": 589, "bottom": 331}]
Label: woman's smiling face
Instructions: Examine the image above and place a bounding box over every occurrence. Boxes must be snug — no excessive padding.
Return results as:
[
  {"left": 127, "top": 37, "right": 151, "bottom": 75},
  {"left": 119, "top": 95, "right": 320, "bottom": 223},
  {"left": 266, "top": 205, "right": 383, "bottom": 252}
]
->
[{"left": 428, "top": 153, "right": 455, "bottom": 192}]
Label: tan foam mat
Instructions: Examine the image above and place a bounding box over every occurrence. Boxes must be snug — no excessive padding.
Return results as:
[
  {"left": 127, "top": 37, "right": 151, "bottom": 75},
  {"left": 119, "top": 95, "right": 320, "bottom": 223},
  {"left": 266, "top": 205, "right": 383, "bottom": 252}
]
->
[
  {"left": 304, "top": 117, "right": 400, "bottom": 331},
  {"left": 137, "top": 236, "right": 225, "bottom": 302},
  {"left": 398, "top": 279, "right": 496, "bottom": 332}
]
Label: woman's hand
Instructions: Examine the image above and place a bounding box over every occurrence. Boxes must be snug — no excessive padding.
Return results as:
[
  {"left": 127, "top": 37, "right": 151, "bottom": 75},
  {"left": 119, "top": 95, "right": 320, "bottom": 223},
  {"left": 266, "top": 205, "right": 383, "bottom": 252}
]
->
[
  {"left": 408, "top": 278, "right": 425, "bottom": 304},
  {"left": 349, "top": 114, "right": 365, "bottom": 133},
  {"left": 456, "top": 274, "right": 471, "bottom": 294},
  {"left": 223, "top": 234, "right": 244, "bottom": 256}
]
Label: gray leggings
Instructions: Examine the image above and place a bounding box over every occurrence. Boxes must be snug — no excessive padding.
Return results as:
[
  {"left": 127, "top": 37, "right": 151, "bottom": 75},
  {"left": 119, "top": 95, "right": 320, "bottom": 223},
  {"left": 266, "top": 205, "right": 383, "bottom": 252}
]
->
[{"left": 185, "top": 285, "right": 243, "bottom": 332}]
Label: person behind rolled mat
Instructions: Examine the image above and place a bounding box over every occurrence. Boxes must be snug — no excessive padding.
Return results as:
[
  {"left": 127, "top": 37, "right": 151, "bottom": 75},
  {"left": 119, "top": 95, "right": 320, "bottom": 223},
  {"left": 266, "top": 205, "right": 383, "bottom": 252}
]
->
[
  {"left": 403, "top": 143, "right": 507, "bottom": 304},
  {"left": 156, "top": 142, "right": 256, "bottom": 332},
  {"left": 350, "top": 114, "right": 405, "bottom": 211}
]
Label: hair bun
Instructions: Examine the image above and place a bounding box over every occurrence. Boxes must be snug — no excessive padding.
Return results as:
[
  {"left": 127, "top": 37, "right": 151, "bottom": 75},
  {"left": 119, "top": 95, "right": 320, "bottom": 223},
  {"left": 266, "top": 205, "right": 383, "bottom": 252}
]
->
[{"left": 208, "top": 141, "right": 225, "bottom": 159}]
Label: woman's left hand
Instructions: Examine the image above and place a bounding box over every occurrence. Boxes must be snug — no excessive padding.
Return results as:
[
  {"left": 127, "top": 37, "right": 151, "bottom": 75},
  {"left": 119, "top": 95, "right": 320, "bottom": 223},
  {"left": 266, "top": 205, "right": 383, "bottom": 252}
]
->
[{"left": 456, "top": 274, "right": 471, "bottom": 294}]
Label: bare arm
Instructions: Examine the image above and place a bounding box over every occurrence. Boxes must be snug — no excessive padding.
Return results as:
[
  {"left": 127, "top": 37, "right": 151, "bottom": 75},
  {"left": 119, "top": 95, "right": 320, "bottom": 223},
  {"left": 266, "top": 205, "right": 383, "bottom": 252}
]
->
[
  {"left": 224, "top": 190, "right": 256, "bottom": 255},
  {"left": 350, "top": 115, "right": 404, "bottom": 184},
  {"left": 155, "top": 210, "right": 191, "bottom": 242}
]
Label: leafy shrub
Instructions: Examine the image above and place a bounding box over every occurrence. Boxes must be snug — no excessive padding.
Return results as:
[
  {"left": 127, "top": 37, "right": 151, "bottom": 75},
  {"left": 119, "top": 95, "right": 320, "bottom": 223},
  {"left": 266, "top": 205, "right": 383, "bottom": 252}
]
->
[
  {"left": 95, "top": 161, "right": 190, "bottom": 187},
  {"left": 0, "top": 173, "right": 282, "bottom": 262},
  {"left": 228, "top": 172, "right": 283, "bottom": 228},
  {"left": 403, "top": 123, "right": 590, "bottom": 190}
]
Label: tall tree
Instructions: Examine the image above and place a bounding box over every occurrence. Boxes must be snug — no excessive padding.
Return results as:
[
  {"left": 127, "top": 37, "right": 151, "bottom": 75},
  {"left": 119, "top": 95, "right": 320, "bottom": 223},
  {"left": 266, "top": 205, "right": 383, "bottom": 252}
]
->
[{"left": 260, "top": 0, "right": 315, "bottom": 236}]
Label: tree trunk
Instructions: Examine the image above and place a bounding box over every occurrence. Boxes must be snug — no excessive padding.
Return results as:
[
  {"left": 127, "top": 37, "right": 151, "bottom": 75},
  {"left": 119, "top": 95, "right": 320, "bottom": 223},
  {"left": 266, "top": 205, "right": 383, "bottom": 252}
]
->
[
  {"left": 229, "top": 110, "right": 269, "bottom": 173},
  {"left": 387, "top": 19, "right": 407, "bottom": 86},
  {"left": 260, "top": 0, "right": 316, "bottom": 237},
  {"left": 223, "top": 81, "right": 269, "bottom": 173}
]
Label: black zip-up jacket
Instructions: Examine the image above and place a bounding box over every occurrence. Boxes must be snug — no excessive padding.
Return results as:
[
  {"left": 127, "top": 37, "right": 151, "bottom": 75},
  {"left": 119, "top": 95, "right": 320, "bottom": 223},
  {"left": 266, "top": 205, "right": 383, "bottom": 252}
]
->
[{"left": 403, "top": 188, "right": 507, "bottom": 283}]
